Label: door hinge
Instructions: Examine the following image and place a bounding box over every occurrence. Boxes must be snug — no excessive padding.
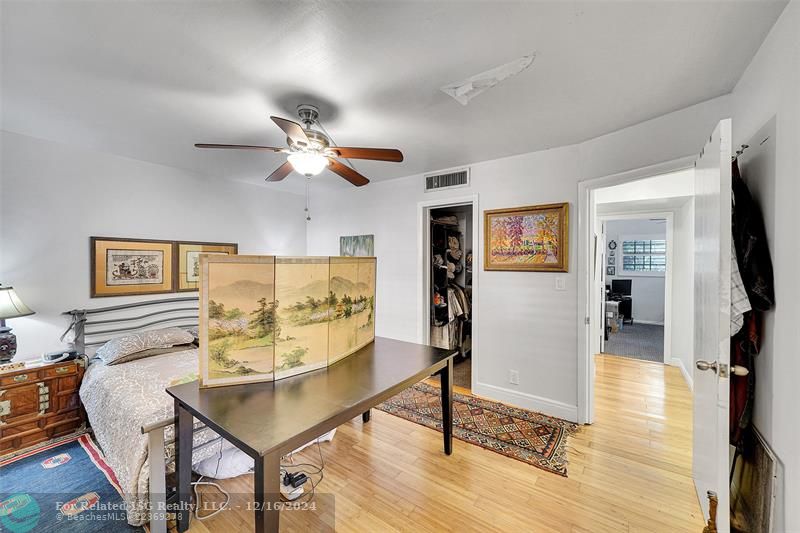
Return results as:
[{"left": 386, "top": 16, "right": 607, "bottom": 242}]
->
[{"left": 585, "top": 316, "right": 591, "bottom": 325}]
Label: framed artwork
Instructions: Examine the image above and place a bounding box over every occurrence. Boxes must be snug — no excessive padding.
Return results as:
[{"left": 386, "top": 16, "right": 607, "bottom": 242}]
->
[
  {"left": 339, "top": 234, "right": 374, "bottom": 257},
  {"left": 607, "top": 266, "right": 616, "bottom": 276},
  {"left": 484, "top": 203, "right": 569, "bottom": 272},
  {"left": 176, "top": 241, "right": 238, "bottom": 292},
  {"left": 91, "top": 237, "right": 174, "bottom": 297},
  {"left": 607, "top": 256, "right": 615, "bottom": 266},
  {"left": 200, "top": 255, "right": 276, "bottom": 388}
]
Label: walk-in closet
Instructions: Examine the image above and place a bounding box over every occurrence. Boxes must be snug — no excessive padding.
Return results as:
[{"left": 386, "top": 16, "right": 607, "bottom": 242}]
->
[{"left": 429, "top": 205, "right": 473, "bottom": 390}]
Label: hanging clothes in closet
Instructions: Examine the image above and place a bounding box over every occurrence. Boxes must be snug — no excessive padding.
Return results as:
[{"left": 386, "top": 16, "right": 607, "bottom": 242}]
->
[{"left": 729, "top": 159, "right": 774, "bottom": 450}]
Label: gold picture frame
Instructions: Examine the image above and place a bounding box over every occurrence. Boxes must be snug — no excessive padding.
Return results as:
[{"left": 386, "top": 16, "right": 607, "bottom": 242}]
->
[
  {"left": 91, "top": 237, "right": 175, "bottom": 297},
  {"left": 176, "top": 241, "right": 238, "bottom": 292},
  {"left": 484, "top": 202, "right": 569, "bottom": 272}
]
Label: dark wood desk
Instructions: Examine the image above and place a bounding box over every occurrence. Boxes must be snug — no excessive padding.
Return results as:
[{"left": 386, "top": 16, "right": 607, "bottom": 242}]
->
[{"left": 166, "top": 337, "right": 456, "bottom": 533}]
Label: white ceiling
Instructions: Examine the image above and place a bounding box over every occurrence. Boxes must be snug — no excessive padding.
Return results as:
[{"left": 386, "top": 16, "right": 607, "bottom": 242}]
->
[{"left": 1, "top": 1, "right": 787, "bottom": 194}]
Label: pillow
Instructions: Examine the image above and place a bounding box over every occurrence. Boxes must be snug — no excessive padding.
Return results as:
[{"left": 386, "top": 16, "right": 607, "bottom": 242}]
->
[
  {"left": 96, "top": 327, "right": 195, "bottom": 365},
  {"left": 184, "top": 326, "right": 200, "bottom": 346},
  {"left": 105, "top": 344, "right": 194, "bottom": 366}
]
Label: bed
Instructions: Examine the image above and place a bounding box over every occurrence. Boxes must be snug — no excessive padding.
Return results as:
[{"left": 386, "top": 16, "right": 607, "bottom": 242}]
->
[
  {"left": 79, "top": 346, "right": 233, "bottom": 526},
  {"left": 64, "top": 297, "right": 234, "bottom": 530}
]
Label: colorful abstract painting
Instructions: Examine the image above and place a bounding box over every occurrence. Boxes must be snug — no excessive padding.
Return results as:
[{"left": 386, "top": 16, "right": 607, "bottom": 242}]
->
[{"left": 484, "top": 203, "right": 569, "bottom": 272}]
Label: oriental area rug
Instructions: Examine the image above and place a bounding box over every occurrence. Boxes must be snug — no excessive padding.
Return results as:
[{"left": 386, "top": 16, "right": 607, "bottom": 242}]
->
[{"left": 376, "top": 382, "right": 577, "bottom": 476}]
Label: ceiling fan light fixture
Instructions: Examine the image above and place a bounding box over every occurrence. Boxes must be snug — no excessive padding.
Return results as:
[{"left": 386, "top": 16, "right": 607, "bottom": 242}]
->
[{"left": 287, "top": 152, "right": 328, "bottom": 176}]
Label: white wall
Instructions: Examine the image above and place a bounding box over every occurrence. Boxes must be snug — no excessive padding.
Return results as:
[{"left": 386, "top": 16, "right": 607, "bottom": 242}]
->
[
  {"left": 0, "top": 131, "right": 308, "bottom": 359},
  {"left": 728, "top": 3, "right": 800, "bottom": 531},
  {"left": 306, "top": 94, "right": 728, "bottom": 422},
  {"left": 594, "top": 168, "right": 694, "bottom": 204},
  {"left": 604, "top": 218, "right": 667, "bottom": 325},
  {"left": 671, "top": 199, "right": 695, "bottom": 390},
  {"left": 308, "top": 144, "right": 582, "bottom": 419}
]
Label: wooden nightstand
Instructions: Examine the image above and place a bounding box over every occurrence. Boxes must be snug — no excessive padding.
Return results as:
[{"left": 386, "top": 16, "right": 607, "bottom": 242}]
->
[{"left": 0, "top": 357, "right": 86, "bottom": 456}]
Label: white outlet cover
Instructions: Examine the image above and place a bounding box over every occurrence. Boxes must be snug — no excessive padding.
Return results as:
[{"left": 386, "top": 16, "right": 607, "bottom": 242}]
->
[{"left": 555, "top": 277, "right": 566, "bottom": 291}]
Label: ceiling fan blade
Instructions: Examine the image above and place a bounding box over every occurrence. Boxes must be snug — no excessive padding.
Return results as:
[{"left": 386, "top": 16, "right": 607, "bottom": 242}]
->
[
  {"left": 265, "top": 161, "right": 294, "bottom": 182},
  {"left": 195, "top": 143, "right": 286, "bottom": 152},
  {"left": 270, "top": 116, "right": 309, "bottom": 146},
  {"left": 327, "top": 158, "right": 370, "bottom": 187},
  {"left": 330, "top": 147, "right": 404, "bottom": 162}
]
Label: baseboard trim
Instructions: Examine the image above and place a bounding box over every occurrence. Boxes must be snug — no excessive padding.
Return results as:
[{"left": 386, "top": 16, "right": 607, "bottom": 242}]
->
[
  {"left": 633, "top": 319, "right": 664, "bottom": 326},
  {"left": 472, "top": 382, "right": 578, "bottom": 422},
  {"left": 671, "top": 357, "right": 693, "bottom": 392}
]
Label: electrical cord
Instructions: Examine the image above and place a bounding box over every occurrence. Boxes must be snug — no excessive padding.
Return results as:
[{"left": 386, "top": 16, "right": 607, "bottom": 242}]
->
[
  {"left": 190, "top": 438, "right": 231, "bottom": 521},
  {"left": 189, "top": 436, "right": 327, "bottom": 524}
]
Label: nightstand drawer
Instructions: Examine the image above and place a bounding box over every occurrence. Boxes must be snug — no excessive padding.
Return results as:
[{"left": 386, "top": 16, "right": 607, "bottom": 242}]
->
[
  {"left": 0, "top": 372, "right": 35, "bottom": 387},
  {"left": 42, "top": 364, "right": 77, "bottom": 378}
]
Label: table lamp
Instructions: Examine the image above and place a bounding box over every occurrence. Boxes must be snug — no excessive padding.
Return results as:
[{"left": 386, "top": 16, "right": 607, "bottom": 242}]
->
[{"left": 0, "top": 285, "right": 35, "bottom": 362}]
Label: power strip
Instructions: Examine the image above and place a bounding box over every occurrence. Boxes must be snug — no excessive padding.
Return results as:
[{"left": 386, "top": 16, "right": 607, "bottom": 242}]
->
[
  {"left": 280, "top": 483, "right": 304, "bottom": 501},
  {"left": 280, "top": 471, "right": 308, "bottom": 501}
]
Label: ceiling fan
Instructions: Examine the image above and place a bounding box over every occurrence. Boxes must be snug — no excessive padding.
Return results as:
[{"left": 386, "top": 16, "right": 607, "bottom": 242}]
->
[{"left": 194, "top": 104, "right": 403, "bottom": 187}]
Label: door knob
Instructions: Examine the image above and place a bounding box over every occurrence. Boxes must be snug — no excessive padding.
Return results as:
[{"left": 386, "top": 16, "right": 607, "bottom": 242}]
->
[
  {"left": 696, "top": 360, "right": 731, "bottom": 377},
  {"left": 696, "top": 360, "right": 719, "bottom": 373}
]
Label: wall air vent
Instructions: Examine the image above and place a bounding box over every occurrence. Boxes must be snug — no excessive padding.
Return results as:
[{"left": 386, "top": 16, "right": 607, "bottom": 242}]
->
[{"left": 424, "top": 168, "right": 470, "bottom": 192}]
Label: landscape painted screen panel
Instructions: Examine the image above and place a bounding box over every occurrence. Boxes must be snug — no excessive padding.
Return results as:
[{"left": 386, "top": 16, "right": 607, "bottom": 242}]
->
[
  {"left": 328, "top": 257, "right": 376, "bottom": 365},
  {"left": 274, "top": 257, "right": 330, "bottom": 380},
  {"left": 200, "top": 255, "right": 275, "bottom": 387}
]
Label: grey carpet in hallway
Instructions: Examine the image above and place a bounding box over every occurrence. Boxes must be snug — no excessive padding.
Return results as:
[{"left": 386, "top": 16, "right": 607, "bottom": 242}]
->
[{"left": 603, "top": 322, "right": 664, "bottom": 362}]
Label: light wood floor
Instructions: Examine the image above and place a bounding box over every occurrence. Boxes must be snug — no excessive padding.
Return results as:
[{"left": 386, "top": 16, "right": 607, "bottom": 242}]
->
[{"left": 187, "top": 355, "right": 703, "bottom": 532}]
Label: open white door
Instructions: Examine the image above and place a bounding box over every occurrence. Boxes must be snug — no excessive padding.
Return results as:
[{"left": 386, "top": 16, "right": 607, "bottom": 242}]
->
[
  {"left": 692, "top": 119, "right": 732, "bottom": 531},
  {"left": 598, "top": 224, "right": 607, "bottom": 354}
]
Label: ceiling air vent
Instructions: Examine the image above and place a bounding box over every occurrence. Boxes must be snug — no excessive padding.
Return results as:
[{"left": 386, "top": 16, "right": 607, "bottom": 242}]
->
[{"left": 424, "top": 168, "right": 470, "bottom": 192}]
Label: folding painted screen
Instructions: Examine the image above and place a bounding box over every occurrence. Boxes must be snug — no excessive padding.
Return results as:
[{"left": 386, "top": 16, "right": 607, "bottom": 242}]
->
[{"left": 199, "top": 255, "right": 376, "bottom": 388}]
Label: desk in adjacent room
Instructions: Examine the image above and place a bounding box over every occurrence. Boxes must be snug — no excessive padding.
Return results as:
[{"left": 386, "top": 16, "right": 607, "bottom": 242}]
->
[{"left": 167, "top": 336, "right": 457, "bottom": 533}]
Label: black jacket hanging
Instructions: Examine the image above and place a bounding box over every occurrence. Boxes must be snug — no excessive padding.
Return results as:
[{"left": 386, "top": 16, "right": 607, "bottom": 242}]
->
[{"left": 732, "top": 160, "right": 775, "bottom": 311}]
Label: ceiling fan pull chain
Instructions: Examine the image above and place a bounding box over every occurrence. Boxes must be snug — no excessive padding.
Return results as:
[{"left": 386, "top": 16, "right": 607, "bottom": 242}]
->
[{"left": 305, "top": 176, "right": 311, "bottom": 221}]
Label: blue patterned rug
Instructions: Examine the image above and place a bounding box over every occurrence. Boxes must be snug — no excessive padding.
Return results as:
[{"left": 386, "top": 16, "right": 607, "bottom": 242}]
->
[{"left": 0, "top": 434, "right": 143, "bottom": 532}]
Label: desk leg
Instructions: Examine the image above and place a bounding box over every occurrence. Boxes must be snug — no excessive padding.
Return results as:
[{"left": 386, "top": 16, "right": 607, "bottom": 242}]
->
[
  {"left": 362, "top": 409, "right": 371, "bottom": 423},
  {"left": 175, "top": 401, "right": 193, "bottom": 532},
  {"left": 254, "top": 452, "right": 281, "bottom": 533},
  {"left": 440, "top": 358, "right": 453, "bottom": 455}
]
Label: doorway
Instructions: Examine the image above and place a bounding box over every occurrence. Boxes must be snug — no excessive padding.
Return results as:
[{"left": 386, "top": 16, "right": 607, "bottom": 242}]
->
[
  {"left": 577, "top": 161, "right": 697, "bottom": 424},
  {"left": 600, "top": 216, "right": 670, "bottom": 363},
  {"left": 419, "top": 196, "right": 478, "bottom": 392}
]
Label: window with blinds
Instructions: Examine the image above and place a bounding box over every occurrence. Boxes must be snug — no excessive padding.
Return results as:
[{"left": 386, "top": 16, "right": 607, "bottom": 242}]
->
[{"left": 622, "top": 239, "right": 666, "bottom": 272}]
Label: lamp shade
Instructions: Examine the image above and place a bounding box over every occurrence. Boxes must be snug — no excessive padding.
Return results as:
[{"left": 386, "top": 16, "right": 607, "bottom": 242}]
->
[{"left": 0, "top": 286, "right": 35, "bottom": 320}]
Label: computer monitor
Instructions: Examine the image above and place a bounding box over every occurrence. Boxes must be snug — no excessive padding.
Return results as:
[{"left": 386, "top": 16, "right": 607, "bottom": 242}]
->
[{"left": 611, "top": 279, "right": 632, "bottom": 296}]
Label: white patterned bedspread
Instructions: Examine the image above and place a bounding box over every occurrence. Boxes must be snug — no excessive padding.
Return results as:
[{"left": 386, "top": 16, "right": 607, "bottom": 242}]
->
[{"left": 79, "top": 348, "right": 232, "bottom": 526}]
